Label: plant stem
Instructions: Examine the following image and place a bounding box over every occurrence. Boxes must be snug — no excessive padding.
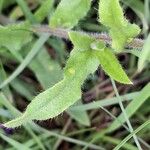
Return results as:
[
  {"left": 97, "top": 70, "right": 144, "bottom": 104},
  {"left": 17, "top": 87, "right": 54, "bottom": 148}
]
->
[{"left": 33, "top": 25, "right": 144, "bottom": 49}]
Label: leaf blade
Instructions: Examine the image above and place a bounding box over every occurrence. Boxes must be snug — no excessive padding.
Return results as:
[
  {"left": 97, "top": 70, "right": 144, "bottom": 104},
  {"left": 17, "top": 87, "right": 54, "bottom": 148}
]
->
[
  {"left": 138, "top": 34, "right": 150, "bottom": 71},
  {"left": 50, "top": 0, "right": 91, "bottom": 29},
  {"left": 99, "top": 0, "right": 141, "bottom": 51},
  {"left": 95, "top": 48, "right": 132, "bottom": 84}
]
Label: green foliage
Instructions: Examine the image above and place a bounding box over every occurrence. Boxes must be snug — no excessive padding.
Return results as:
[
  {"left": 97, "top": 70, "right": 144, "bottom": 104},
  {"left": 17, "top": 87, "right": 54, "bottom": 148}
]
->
[
  {"left": 99, "top": 0, "right": 141, "bottom": 52},
  {"left": 0, "top": 0, "right": 150, "bottom": 149},
  {"left": 1, "top": 1, "right": 147, "bottom": 143},
  {"left": 4, "top": 50, "right": 99, "bottom": 127},
  {"left": 138, "top": 34, "right": 150, "bottom": 71},
  {"left": 34, "top": 0, "right": 54, "bottom": 23},
  {"left": 0, "top": 23, "right": 32, "bottom": 51},
  {"left": 50, "top": 0, "right": 91, "bottom": 29},
  {"left": 94, "top": 48, "right": 132, "bottom": 84},
  {"left": 0, "top": 34, "right": 50, "bottom": 89},
  {"left": 67, "top": 101, "right": 90, "bottom": 126},
  {"left": 4, "top": 31, "right": 132, "bottom": 128},
  {"left": 108, "top": 83, "right": 150, "bottom": 132},
  {"left": 0, "top": 133, "right": 30, "bottom": 150}
]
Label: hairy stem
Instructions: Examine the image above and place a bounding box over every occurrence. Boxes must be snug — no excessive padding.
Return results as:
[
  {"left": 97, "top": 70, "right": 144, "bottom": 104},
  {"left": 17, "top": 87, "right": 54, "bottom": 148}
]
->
[{"left": 32, "top": 25, "right": 144, "bottom": 49}]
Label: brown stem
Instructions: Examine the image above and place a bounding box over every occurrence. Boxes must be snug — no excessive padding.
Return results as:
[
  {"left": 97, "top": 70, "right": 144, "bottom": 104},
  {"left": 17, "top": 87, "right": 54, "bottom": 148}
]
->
[{"left": 33, "top": 25, "right": 144, "bottom": 49}]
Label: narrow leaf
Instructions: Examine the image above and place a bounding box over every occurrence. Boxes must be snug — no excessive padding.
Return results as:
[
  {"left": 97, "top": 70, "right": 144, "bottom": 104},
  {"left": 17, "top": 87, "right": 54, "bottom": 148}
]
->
[
  {"left": 0, "top": 34, "right": 49, "bottom": 89},
  {"left": 0, "top": 133, "right": 30, "bottom": 150},
  {"left": 4, "top": 50, "right": 99, "bottom": 128},
  {"left": 50, "top": 0, "right": 91, "bottom": 29},
  {"left": 94, "top": 48, "right": 132, "bottom": 84},
  {"left": 99, "top": 0, "right": 141, "bottom": 52},
  {"left": 138, "top": 34, "right": 150, "bottom": 72},
  {"left": 34, "top": 0, "right": 54, "bottom": 23},
  {"left": 108, "top": 83, "right": 150, "bottom": 132}
]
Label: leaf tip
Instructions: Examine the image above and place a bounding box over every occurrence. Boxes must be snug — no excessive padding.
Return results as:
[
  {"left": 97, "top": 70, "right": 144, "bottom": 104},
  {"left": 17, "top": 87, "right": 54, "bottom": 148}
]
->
[{"left": 3, "top": 114, "right": 29, "bottom": 129}]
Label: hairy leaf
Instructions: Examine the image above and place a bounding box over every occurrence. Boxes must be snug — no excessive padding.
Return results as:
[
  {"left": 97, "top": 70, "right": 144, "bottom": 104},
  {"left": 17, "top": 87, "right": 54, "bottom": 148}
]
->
[
  {"left": 4, "top": 48, "right": 99, "bottom": 128},
  {"left": 0, "top": 23, "right": 32, "bottom": 51},
  {"left": 3, "top": 31, "right": 132, "bottom": 128},
  {"left": 69, "top": 31, "right": 106, "bottom": 51},
  {"left": 69, "top": 31, "right": 95, "bottom": 50},
  {"left": 50, "top": 0, "right": 91, "bottom": 29},
  {"left": 99, "top": 0, "right": 141, "bottom": 52},
  {"left": 94, "top": 48, "right": 132, "bottom": 84},
  {"left": 70, "top": 31, "right": 131, "bottom": 84}
]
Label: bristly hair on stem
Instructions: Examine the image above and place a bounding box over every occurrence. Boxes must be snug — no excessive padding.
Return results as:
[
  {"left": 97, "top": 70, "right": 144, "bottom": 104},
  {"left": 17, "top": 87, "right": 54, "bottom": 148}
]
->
[{"left": 32, "top": 25, "right": 144, "bottom": 49}]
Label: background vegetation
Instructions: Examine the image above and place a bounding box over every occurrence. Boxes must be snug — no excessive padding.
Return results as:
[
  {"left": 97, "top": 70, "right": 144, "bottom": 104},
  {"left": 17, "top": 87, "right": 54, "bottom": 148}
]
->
[{"left": 0, "top": 0, "right": 150, "bottom": 149}]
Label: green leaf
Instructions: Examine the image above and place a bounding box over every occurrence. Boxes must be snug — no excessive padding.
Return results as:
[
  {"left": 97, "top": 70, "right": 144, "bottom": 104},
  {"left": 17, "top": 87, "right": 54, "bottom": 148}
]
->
[
  {"left": 10, "top": 78, "right": 36, "bottom": 101},
  {"left": 0, "top": 34, "right": 49, "bottom": 89},
  {"left": 15, "top": 0, "right": 36, "bottom": 23},
  {"left": 108, "top": 83, "right": 150, "bottom": 132},
  {"left": 0, "top": 0, "right": 3, "bottom": 13},
  {"left": 69, "top": 31, "right": 131, "bottom": 85},
  {"left": 67, "top": 101, "right": 90, "bottom": 126},
  {"left": 29, "top": 46, "right": 63, "bottom": 89},
  {"left": 4, "top": 46, "right": 99, "bottom": 128},
  {"left": 69, "top": 31, "right": 95, "bottom": 50},
  {"left": 3, "top": 31, "right": 131, "bottom": 128},
  {"left": 121, "top": 0, "right": 144, "bottom": 17},
  {"left": 94, "top": 48, "right": 132, "bottom": 84},
  {"left": 99, "top": 0, "right": 141, "bottom": 52},
  {"left": 125, "top": 49, "right": 150, "bottom": 62},
  {"left": 29, "top": 39, "right": 90, "bottom": 126},
  {"left": 0, "top": 22, "right": 32, "bottom": 51},
  {"left": 113, "top": 120, "right": 150, "bottom": 150},
  {"left": 50, "top": 0, "right": 91, "bottom": 29},
  {"left": 34, "top": 0, "right": 54, "bottom": 23},
  {"left": 0, "top": 62, "right": 13, "bottom": 101},
  {"left": 69, "top": 31, "right": 105, "bottom": 52},
  {"left": 138, "top": 34, "right": 150, "bottom": 72},
  {"left": 0, "top": 133, "right": 30, "bottom": 150}
]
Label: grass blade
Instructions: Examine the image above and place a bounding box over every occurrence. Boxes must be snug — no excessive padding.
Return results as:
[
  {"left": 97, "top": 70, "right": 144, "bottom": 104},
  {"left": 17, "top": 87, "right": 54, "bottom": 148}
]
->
[
  {"left": 138, "top": 34, "right": 150, "bottom": 72},
  {"left": 0, "top": 33, "right": 50, "bottom": 89},
  {"left": 108, "top": 83, "right": 150, "bottom": 132},
  {"left": 113, "top": 120, "right": 150, "bottom": 150},
  {"left": 0, "top": 133, "right": 30, "bottom": 150}
]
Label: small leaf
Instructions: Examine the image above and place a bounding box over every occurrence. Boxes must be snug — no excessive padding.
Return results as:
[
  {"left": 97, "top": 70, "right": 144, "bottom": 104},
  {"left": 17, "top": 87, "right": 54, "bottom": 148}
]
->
[
  {"left": 50, "top": 0, "right": 91, "bottom": 29},
  {"left": 0, "top": 22, "right": 32, "bottom": 51},
  {"left": 138, "top": 34, "right": 150, "bottom": 72},
  {"left": 99, "top": 0, "right": 141, "bottom": 52},
  {"left": 94, "top": 48, "right": 132, "bottom": 84}
]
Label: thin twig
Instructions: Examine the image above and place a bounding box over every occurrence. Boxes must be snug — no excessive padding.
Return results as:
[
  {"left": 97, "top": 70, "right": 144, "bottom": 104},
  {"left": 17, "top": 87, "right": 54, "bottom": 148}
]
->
[{"left": 33, "top": 25, "right": 144, "bottom": 49}]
